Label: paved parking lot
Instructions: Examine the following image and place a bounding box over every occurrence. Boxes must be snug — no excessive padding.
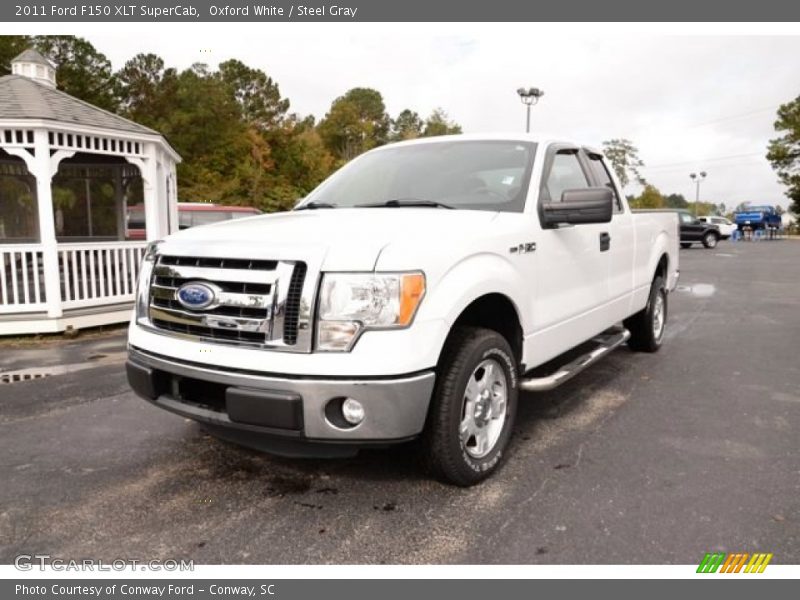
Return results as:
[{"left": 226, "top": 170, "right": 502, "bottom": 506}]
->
[{"left": 1, "top": 241, "right": 798, "bottom": 564}]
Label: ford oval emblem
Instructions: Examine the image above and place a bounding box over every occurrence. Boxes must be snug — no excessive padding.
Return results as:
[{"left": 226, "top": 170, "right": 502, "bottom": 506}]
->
[{"left": 176, "top": 282, "right": 217, "bottom": 310}]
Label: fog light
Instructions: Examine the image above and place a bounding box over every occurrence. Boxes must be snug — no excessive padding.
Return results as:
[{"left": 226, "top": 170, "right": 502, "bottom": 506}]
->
[{"left": 341, "top": 398, "right": 365, "bottom": 425}]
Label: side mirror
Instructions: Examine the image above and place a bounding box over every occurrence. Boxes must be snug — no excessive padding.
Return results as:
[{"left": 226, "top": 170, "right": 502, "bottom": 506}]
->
[{"left": 542, "top": 187, "right": 613, "bottom": 226}]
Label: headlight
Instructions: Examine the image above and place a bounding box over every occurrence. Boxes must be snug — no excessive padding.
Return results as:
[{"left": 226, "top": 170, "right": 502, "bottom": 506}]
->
[
  {"left": 317, "top": 272, "right": 425, "bottom": 351},
  {"left": 135, "top": 241, "right": 162, "bottom": 323}
]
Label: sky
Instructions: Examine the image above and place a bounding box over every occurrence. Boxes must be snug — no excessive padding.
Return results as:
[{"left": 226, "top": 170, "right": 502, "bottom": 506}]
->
[{"left": 72, "top": 24, "right": 800, "bottom": 210}]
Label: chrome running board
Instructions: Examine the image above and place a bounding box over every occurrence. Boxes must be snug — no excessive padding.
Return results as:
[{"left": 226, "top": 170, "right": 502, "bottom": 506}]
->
[{"left": 520, "top": 327, "right": 630, "bottom": 392}]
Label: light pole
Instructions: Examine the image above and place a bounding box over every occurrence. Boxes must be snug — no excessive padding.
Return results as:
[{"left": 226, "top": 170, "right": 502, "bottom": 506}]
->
[
  {"left": 517, "top": 87, "right": 545, "bottom": 133},
  {"left": 689, "top": 171, "right": 707, "bottom": 217}
]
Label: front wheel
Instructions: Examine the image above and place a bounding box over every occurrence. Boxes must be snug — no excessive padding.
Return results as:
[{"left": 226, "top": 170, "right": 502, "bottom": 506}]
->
[
  {"left": 702, "top": 232, "right": 718, "bottom": 248},
  {"left": 624, "top": 275, "right": 667, "bottom": 353},
  {"left": 421, "top": 326, "right": 518, "bottom": 486}
]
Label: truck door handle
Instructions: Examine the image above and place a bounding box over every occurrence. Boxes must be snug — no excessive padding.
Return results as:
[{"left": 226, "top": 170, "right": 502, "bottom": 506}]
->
[{"left": 599, "top": 232, "right": 611, "bottom": 252}]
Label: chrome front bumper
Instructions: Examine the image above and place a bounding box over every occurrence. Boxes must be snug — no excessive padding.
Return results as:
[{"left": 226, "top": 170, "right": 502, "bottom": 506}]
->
[{"left": 127, "top": 346, "right": 435, "bottom": 444}]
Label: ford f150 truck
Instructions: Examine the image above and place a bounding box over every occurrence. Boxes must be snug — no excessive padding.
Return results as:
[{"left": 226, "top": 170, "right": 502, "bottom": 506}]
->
[{"left": 126, "top": 134, "right": 679, "bottom": 486}]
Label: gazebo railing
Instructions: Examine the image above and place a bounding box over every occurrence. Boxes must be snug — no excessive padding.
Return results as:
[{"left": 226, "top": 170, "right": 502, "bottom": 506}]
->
[
  {"left": 0, "top": 241, "right": 147, "bottom": 315},
  {"left": 0, "top": 244, "right": 46, "bottom": 313},
  {"left": 58, "top": 241, "right": 147, "bottom": 309}
]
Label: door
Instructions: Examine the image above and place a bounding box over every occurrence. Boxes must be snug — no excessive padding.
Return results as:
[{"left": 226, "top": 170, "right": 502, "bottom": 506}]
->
[
  {"left": 528, "top": 146, "right": 610, "bottom": 364},
  {"left": 679, "top": 211, "right": 704, "bottom": 240},
  {"left": 584, "top": 150, "right": 635, "bottom": 322}
]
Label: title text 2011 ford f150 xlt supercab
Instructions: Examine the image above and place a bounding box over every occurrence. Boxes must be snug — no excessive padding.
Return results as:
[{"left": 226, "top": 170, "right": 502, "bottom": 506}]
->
[{"left": 126, "top": 134, "right": 679, "bottom": 486}]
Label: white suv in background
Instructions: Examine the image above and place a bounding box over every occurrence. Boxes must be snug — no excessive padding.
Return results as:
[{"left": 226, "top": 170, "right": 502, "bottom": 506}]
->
[{"left": 698, "top": 216, "right": 736, "bottom": 239}]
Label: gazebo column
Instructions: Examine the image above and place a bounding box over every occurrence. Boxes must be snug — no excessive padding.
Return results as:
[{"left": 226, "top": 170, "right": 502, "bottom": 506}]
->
[
  {"left": 141, "top": 142, "right": 167, "bottom": 242},
  {"left": 32, "top": 129, "right": 63, "bottom": 319},
  {"left": 168, "top": 164, "right": 179, "bottom": 234}
]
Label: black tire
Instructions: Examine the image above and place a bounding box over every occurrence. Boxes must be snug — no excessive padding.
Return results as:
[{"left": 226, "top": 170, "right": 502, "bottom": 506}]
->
[
  {"left": 421, "top": 326, "right": 519, "bottom": 486},
  {"left": 702, "top": 231, "right": 719, "bottom": 248},
  {"left": 680, "top": 242, "right": 692, "bottom": 249},
  {"left": 624, "top": 275, "right": 667, "bottom": 353}
]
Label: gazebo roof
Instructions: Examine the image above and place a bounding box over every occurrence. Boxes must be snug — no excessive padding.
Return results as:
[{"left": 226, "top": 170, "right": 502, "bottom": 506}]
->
[{"left": 0, "top": 73, "right": 159, "bottom": 136}]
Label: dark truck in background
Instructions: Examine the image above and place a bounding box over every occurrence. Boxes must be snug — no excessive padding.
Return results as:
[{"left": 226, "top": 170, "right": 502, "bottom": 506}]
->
[{"left": 634, "top": 208, "right": 721, "bottom": 249}]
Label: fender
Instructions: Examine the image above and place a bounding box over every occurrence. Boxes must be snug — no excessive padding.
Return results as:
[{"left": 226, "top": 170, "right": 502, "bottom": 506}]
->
[
  {"left": 418, "top": 251, "right": 528, "bottom": 335},
  {"left": 633, "top": 229, "right": 671, "bottom": 313},
  {"left": 646, "top": 231, "right": 670, "bottom": 281}
]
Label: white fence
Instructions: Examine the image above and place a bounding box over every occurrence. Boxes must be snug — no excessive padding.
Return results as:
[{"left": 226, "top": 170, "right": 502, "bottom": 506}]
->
[
  {"left": 0, "top": 244, "right": 46, "bottom": 313},
  {"left": 0, "top": 241, "right": 147, "bottom": 315}
]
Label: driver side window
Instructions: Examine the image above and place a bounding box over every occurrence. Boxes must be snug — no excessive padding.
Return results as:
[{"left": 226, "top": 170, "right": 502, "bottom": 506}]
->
[{"left": 544, "top": 151, "right": 589, "bottom": 203}]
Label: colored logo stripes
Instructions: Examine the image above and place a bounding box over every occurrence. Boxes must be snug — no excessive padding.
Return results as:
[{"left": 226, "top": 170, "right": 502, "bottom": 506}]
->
[{"left": 697, "top": 552, "right": 773, "bottom": 573}]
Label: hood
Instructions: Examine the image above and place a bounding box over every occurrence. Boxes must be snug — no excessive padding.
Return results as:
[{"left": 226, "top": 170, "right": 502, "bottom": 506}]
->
[{"left": 161, "top": 208, "right": 500, "bottom": 271}]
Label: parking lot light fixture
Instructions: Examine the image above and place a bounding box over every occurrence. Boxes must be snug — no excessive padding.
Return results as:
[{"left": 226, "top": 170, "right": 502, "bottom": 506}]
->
[
  {"left": 690, "top": 171, "right": 707, "bottom": 217},
  {"left": 517, "top": 87, "right": 545, "bottom": 133}
]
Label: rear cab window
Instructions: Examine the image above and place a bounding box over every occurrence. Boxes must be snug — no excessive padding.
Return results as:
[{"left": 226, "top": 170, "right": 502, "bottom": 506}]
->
[{"left": 585, "top": 153, "right": 623, "bottom": 212}]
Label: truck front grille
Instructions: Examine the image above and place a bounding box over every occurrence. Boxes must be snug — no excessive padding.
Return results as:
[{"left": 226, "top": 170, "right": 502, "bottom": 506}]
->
[{"left": 147, "top": 255, "right": 311, "bottom": 351}]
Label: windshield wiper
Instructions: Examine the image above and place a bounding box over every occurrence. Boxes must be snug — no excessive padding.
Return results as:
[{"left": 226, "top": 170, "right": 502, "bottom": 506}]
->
[
  {"left": 356, "top": 198, "right": 454, "bottom": 209},
  {"left": 295, "top": 201, "right": 337, "bottom": 210}
]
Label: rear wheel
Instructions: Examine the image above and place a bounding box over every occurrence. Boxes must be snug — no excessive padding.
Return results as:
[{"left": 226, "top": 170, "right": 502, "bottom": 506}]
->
[
  {"left": 702, "top": 231, "right": 718, "bottom": 248},
  {"left": 421, "top": 326, "right": 518, "bottom": 486},
  {"left": 624, "top": 275, "right": 667, "bottom": 353},
  {"left": 680, "top": 242, "right": 692, "bottom": 249}
]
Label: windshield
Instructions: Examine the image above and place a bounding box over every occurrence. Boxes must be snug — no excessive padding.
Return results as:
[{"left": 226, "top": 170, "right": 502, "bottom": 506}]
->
[{"left": 301, "top": 140, "right": 537, "bottom": 213}]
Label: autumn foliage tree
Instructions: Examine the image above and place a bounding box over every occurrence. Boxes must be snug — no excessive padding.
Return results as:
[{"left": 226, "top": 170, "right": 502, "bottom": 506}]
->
[{"left": 629, "top": 185, "right": 665, "bottom": 209}]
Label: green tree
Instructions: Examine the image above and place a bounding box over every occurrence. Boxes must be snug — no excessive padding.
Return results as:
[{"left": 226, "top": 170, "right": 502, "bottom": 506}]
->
[
  {"left": 601, "top": 139, "right": 646, "bottom": 189},
  {"left": 0, "top": 35, "right": 31, "bottom": 75},
  {"left": 33, "top": 35, "right": 119, "bottom": 111},
  {"left": 422, "top": 108, "right": 462, "bottom": 137},
  {"left": 664, "top": 193, "right": 689, "bottom": 209},
  {"left": 317, "top": 87, "right": 390, "bottom": 161},
  {"left": 159, "top": 64, "right": 257, "bottom": 203},
  {"left": 261, "top": 121, "right": 334, "bottom": 211},
  {"left": 629, "top": 184, "right": 665, "bottom": 209},
  {"left": 390, "top": 109, "right": 423, "bottom": 141},
  {"left": 217, "top": 59, "right": 289, "bottom": 129},
  {"left": 116, "top": 55, "right": 333, "bottom": 212},
  {"left": 117, "top": 53, "right": 178, "bottom": 126},
  {"left": 766, "top": 95, "right": 800, "bottom": 214}
]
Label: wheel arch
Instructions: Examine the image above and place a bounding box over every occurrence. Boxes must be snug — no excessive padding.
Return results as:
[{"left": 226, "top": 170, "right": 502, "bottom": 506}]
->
[
  {"left": 654, "top": 252, "right": 669, "bottom": 281},
  {"left": 438, "top": 292, "right": 525, "bottom": 370}
]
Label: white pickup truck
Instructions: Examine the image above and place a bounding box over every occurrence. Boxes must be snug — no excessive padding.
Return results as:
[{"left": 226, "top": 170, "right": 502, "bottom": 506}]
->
[{"left": 127, "top": 134, "right": 679, "bottom": 486}]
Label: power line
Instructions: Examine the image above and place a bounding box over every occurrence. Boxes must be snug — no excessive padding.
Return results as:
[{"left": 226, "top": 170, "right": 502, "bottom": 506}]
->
[
  {"left": 642, "top": 152, "right": 765, "bottom": 171},
  {"left": 643, "top": 161, "right": 767, "bottom": 174},
  {"left": 684, "top": 105, "right": 779, "bottom": 129}
]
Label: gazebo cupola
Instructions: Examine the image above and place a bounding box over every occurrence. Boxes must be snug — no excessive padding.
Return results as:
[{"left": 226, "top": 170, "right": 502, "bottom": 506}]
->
[
  {"left": 10, "top": 48, "right": 57, "bottom": 88},
  {"left": 0, "top": 48, "right": 181, "bottom": 335}
]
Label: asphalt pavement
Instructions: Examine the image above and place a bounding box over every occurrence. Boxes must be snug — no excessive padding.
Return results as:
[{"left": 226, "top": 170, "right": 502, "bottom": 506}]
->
[{"left": 1, "top": 240, "right": 798, "bottom": 564}]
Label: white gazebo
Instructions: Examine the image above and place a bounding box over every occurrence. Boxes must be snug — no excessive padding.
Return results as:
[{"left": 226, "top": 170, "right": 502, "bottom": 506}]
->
[{"left": 0, "top": 49, "right": 180, "bottom": 335}]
